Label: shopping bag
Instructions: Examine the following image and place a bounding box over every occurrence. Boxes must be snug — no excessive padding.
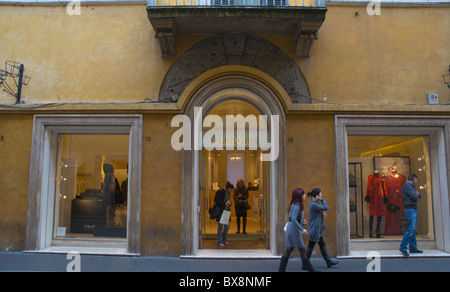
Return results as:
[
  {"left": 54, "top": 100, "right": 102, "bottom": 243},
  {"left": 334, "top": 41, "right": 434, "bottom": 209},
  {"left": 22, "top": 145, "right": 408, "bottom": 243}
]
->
[{"left": 219, "top": 210, "right": 231, "bottom": 225}]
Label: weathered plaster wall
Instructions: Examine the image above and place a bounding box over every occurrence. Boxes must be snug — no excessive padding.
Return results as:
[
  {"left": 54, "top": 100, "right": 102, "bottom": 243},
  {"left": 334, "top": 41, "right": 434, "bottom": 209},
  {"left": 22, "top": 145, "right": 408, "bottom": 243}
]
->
[
  {"left": 0, "top": 114, "right": 33, "bottom": 250},
  {"left": 1, "top": 5, "right": 448, "bottom": 106},
  {"left": 286, "top": 114, "right": 337, "bottom": 255},
  {"left": 140, "top": 114, "right": 182, "bottom": 255}
]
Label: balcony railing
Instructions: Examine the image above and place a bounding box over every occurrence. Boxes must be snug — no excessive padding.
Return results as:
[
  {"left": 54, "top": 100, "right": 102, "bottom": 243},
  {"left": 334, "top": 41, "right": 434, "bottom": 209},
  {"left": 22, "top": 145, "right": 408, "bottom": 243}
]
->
[{"left": 147, "top": 0, "right": 326, "bottom": 8}]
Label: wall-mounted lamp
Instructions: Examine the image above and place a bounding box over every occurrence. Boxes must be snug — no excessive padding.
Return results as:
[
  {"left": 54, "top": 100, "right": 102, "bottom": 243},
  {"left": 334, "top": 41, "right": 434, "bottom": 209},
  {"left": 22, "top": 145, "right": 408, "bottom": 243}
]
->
[
  {"left": 442, "top": 65, "right": 450, "bottom": 89},
  {"left": 0, "top": 61, "right": 31, "bottom": 104}
]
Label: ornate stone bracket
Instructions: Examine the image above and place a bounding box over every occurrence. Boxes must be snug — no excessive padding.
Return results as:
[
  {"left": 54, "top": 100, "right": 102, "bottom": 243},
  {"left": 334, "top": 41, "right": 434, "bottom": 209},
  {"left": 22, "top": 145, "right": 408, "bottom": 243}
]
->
[
  {"left": 294, "top": 32, "right": 318, "bottom": 58},
  {"left": 150, "top": 18, "right": 178, "bottom": 58},
  {"left": 292, "top": 18, "right": 323, "bottom": 58}
]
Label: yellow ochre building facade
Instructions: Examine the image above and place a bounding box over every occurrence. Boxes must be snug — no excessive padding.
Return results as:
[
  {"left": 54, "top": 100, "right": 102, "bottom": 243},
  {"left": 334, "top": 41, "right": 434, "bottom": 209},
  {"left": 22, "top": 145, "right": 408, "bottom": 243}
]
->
[{"left": 0, "top": 0, "right": 449, "bottom": 258}]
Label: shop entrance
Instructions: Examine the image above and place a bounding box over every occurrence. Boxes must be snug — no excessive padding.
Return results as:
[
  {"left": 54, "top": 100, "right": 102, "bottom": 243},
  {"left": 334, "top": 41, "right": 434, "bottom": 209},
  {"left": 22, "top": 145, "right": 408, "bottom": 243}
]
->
[
  {"left": 181, "top": 74, "right": 287, "bottom": 256},
  {"left": 198, "top": 100, "right": 271, "bottom": 250}
]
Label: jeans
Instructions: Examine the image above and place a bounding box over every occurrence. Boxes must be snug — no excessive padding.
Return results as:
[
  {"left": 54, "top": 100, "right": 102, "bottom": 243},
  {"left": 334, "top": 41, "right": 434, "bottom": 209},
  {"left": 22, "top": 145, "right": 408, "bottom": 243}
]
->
[
  {"left": 218, "top": 223, "right": 230, "bottom": 244},
  {"left": 400, "top": 209, "right": 418, "bottom": 252}
]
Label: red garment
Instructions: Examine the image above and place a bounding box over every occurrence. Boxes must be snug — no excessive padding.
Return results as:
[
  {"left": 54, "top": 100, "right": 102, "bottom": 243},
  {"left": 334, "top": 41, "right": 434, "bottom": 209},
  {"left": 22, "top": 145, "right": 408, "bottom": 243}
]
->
[
  {"left": 384, "top": 173, "right": 406, "bottom": 234},
  {"left": 365, "top": 174, "right": 387, "bottom": 216}
]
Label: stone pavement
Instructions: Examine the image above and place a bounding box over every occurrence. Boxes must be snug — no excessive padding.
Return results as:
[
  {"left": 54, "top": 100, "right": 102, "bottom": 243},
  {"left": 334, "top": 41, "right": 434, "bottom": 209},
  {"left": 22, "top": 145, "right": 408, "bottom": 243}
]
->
[{"left": 0, "top": 251, "right": 449, "bottom": 272}]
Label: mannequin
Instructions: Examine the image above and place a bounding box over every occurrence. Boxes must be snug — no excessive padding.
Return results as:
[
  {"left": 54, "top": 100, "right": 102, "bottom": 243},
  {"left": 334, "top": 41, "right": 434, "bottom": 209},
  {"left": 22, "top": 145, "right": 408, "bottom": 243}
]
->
[
  {"left": 365, "top": 170, "right": 387, "bottom": 238},
  {"left": 384, "top": 163, "right": 407, "bottom": 234}
]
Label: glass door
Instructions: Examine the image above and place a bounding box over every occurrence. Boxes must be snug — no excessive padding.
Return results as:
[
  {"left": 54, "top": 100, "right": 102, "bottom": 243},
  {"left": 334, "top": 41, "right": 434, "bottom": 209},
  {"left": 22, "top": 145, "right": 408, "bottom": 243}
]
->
[{"left": 261, "top": 152, "right": 270, "bottom": 249}]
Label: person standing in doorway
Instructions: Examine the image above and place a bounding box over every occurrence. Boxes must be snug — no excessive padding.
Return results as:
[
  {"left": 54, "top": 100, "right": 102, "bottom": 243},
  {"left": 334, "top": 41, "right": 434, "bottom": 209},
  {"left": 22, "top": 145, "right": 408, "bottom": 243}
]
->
[
  {"left": 399, "top": 174, "right": 423, "bottom": 256},
  {"left": 279, "top": 188, "right": 316, "bottom": 272},
  {"left": 305, "top": 188, "right": 338, "bottom": 269},
  {"left": 233, "top": 179, "right": 249, "bottom": 234},
  {"left": 215, "top": 182, "right": 234, "bottom": 247}
]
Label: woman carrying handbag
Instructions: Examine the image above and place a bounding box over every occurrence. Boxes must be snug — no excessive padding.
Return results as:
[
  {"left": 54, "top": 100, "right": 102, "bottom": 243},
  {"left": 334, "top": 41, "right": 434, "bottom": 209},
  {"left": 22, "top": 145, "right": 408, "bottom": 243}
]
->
[
  {"left": 215, "top": 182, "right": 234, "bottom": 247},
  {"left": 278, "top": 188, "right": 316, "bottom": 272}
]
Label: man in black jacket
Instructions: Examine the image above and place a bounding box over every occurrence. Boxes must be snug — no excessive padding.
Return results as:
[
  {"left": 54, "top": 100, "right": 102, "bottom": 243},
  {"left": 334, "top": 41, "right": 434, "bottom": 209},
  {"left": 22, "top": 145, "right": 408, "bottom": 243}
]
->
[{"left": 399, "top": 174, "right": 423, "bottom": 256}]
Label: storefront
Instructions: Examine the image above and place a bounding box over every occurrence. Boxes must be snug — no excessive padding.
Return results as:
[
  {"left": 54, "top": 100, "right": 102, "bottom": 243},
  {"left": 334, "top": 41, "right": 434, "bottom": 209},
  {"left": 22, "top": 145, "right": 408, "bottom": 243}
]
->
[
  {"left": 335, "top": 115, "right": 450, "bottom": 256},
  {"left": 19, "top": 110, "right": 450, "bottom": 257},
  {"left": 0, "top": 2, "right": 449, "bottom": 258}
]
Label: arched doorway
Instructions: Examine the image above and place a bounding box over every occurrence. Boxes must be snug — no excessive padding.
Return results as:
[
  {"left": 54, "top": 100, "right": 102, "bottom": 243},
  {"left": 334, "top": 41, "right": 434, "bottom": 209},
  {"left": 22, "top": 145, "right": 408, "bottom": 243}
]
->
[
  {"left": 199, "top": 100, "right": 270, "bottom": 251},
  {"left": 180, "top": 74, "right": 287, "bottom": 257}
]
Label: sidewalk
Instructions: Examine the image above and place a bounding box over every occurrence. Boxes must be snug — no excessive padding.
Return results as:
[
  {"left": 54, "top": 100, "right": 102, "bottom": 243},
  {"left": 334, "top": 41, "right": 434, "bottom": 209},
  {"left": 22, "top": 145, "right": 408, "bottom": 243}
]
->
[{"left": 0, "top": 251, "right": 450, "bottom": 272}]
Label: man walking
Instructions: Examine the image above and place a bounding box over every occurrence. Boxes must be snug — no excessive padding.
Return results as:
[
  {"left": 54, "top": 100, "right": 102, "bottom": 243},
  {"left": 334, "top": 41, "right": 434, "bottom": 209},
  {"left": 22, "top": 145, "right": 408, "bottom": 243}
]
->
[{"left": 399, "top": 174, "right": 423, "bottom": 256}]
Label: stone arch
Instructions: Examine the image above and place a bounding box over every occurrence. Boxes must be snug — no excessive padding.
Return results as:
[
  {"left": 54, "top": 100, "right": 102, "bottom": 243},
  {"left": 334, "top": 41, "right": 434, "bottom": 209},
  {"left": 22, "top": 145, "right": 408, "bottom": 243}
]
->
[{"left": 158, "top": 34, "right": 311, "bottom": 104}]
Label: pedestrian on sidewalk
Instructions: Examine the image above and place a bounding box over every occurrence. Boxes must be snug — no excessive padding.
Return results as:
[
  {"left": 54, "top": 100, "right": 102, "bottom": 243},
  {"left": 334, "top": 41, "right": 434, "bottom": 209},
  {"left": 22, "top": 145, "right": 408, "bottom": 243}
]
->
[
  {"left": 305, "top": 188, "right": 338, "bottom": 269},
  {"left": 399, "top": 174, "right": 423, "bottom": 256},
  {"left": 278, "top": 188, "right": 316, "bottom": 272}
]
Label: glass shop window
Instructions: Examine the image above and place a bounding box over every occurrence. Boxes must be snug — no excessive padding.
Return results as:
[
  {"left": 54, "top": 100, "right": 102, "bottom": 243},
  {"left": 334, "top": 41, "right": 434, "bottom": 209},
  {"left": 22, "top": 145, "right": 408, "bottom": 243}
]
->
[
  {"left": 53, "top": 134, "right": 129, "bottom": 240},
  {"left": 347, "top": 136, "right": 434, "bottom": 242}
]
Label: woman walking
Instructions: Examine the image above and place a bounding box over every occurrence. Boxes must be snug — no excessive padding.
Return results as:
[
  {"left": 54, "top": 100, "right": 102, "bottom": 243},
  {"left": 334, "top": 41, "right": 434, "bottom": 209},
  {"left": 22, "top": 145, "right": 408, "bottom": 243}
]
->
[
  {"left": 305, "top": 188, "right": 338, "bottom": 269},
  {"left": 278, "top": 188, "right": 316, "bottom": 272}
]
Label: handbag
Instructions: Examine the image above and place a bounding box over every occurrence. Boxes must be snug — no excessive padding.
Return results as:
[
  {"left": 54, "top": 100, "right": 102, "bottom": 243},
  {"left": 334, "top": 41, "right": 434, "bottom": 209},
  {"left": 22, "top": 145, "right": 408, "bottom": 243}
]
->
[
  {"left": 239, "top": 200, "right": 251, "bottom": 211},
  {"left": 219, "top": 210, "right": 231, "bottom": 225},
  {"left": 284, "top": 222, "right": 289, "bottom": 232},
  {"left": 209, "top": 204, "right": 221, "bottom": 219},
  {"left": 321, "top": 212, "right": 326, "bottom": 231}
]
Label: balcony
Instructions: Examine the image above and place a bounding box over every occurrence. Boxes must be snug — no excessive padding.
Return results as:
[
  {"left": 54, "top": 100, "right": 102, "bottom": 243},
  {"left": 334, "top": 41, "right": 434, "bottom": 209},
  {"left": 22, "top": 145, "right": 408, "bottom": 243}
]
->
[{"left": 147, "top": 0, "right": 327, "bottom": 58}]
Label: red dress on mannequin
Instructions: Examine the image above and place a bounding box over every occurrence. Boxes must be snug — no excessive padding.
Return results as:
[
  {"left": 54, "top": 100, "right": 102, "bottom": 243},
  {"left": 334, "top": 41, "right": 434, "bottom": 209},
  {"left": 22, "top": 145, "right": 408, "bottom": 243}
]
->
[
  {"left": 384, "top": 172, "right": 406, "bottom": 234},
  {"left": 365, "top": 173, "right": 387, "bottom": 217}
]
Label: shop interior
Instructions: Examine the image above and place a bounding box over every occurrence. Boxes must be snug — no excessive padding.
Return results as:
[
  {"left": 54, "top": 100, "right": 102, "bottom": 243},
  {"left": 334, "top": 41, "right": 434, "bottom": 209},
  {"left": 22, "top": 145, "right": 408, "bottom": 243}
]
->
[
  {"left": 347, "top": 135, "right": 434, "bottom": 245},
  {"left": 53, "top": 134, "right": 130, "bottom": 242},
  {"left": 199, "top": 100, "right": 271, "bottom": 250}
]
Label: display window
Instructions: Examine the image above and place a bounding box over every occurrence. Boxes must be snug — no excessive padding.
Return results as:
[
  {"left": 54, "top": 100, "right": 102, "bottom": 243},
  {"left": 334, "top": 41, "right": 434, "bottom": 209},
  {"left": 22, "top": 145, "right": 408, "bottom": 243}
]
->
[
  {"left": 54, "top": 134, "right": 129, "bottom": 241},
  {"left": 333, "top": 116, "right": 450, "bottom": 256},
  {"left": 347, "top": 136, "right": 434, "bottom": 244},
  {"left": 26, "top": 115, "right": 142, "bottom": 253}
]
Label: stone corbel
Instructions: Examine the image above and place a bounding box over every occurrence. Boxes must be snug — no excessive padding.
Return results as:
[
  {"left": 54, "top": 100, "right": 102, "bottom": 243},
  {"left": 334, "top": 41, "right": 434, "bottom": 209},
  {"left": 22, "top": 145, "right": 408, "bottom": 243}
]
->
[
  {"left": 151, "top": 18, "right": 178, "bottom": 58},
  {"left": 294, "top": 32, "right": 318, "bottom": 58},
  {"left": 292, "top": 17, "right": 324, "bottom": 58}
]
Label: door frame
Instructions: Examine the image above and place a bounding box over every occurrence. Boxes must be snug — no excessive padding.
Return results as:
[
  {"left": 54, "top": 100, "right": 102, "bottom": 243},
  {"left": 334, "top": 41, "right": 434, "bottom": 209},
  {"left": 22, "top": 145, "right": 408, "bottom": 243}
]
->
[{"left": 180, "top": 74, "right": 287, "bottom": 256}]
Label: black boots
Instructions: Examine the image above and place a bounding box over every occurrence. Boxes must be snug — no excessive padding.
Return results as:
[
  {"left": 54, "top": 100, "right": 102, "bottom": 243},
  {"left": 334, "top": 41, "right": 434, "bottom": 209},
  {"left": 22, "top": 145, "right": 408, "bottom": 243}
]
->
[
  {"left": 319, "top": 244, "right": 338, "bottom": 268},
  {"left": 278, "top": 256, "right": 317, "bottom": 272},
  {"left": 301, "top": 257, "right": 317, "bottom": 272},
  {"left": 304, "top": 240, "right": 338, "bottom": 269},
  {"left": 369, "top": 216, "right": 383, "bottom": 238},
  {"left": 279, "top": 246, "right": 318, "bottom": 272},
  {"left": 236, "top": 216, "right": 247, "bottom": 234},
  {"left": 278, "top": 256, "right": 289, "bottom": 272}
]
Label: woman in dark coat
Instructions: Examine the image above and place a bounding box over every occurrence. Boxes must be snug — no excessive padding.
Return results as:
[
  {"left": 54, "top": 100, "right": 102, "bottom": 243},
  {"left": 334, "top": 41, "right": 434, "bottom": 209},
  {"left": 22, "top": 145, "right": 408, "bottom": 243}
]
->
[
  {"left": 278, "top": 188, "right": 316, "bottom": 272},
  {"left": 305, "top": 188, "right": 338, "bottom": 269},
  {"left": 233, "top": 179, "right": 249, "bottom": 234}
]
